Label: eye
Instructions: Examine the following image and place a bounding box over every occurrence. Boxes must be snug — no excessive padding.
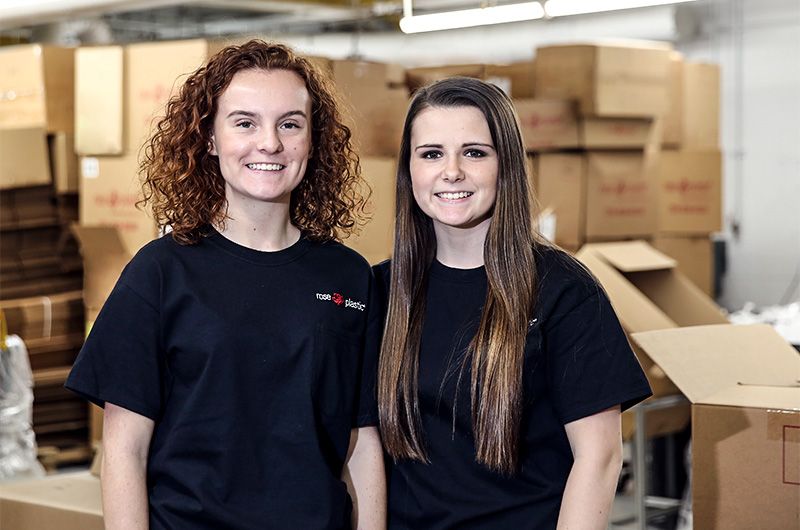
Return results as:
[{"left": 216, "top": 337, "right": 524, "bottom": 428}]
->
[
  {"left": 236, "top": 120, "right": 255, "bottom": 129},
  {"left": 464, "top": 148, "right": 487, "bottom": 158},
  {"left": 281, "top": 121, "right": 301, "bottom": 130},
  {"left": 420, "top": 150, "right": 442, "bottom": 160}
]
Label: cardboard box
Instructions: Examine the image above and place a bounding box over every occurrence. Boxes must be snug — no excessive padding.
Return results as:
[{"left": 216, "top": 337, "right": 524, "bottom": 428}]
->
[
  {"left": 0, "top": 291, "right": 84, "bottom": 341},
  {"left": 0, "top": 44, "right": 75, "bottom": 132},
  {"left": 650, "top": 235, "right": 713, "bottom": 296},
  {"left": 75, "top": 45, "right": 124, "bottom": 156},
  {"left": 631, "top": 324, "right": 800, "bottom": 529},
  {"left": 0, "top": 186, "right": 61, "bottom": 229},
  {"left": 574, "top": 240, "right": 729, "bottom": 437},
  {"left": 657, "top": 148, "right": 722, "bottom": 235},
  {"left": 536, "top": 153, "right": 585, "bottom": 248},
  {"left": 405, "top": 63, "right": 487, "bottom": 91},
  {"left": 581, "top": 116, "right": 662, "bottom": 149},
  {"left": 342, "top": 157, "right": 396, "bottom": 265},
  {"left": 79, "top": 155, "right": 158, "bottom": 256},
  {"left": 661, "top": 51, "right": 684, "bottom": 147},
  {"left": 331, "top": 58, "right": 406, "bottom": 89},
  {"left": 682, "top": 61, "right": 720, "bottom": 149},
  {"left": 49, "top": 132, "right": 79, "bottom": 193},
  {"left": 584, "top": 150, "right": 658, "bottom": 241},
  {"left": 0, "top": 471, "right": 103, "bottom": 530},
  {"left": 330, "top": 59, "right": 409, "bottom": 158},
  {"left": 126, "top": 39, "right": 224, "bottom": 153},
  {"left": 535, "top": 42, "right": 673, "bottom": 117},
  {"left": 70, "top": 225, "right": 132, "bottom": 323},
  {"left": 486, "top": 60, "right": 536, "bottom": 98},
  {"left": 536, "top": 150, "right": 658, "bottom": 247},
  {"left": 514, "top": 99, "right": 580, "bottom": 152},
  {"left": 0, "top": 127, "right": 51, "bottom": 189}
]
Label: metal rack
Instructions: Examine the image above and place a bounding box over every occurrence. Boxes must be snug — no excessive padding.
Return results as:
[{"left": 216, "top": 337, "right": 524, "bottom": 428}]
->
[{"left": 611, "top": 394, "right": 690, "bottom": 529}]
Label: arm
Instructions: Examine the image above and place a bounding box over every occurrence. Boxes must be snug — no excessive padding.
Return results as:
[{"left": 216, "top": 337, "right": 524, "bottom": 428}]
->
[
  {"left": 341, "top": 426, "right": 387, "bottom": 530},
  {"left": 556, "top": 405, "right": 623, "bottom": 530},
  {"left": 101, "top": 402, "right": 155, "bottom": 530}
]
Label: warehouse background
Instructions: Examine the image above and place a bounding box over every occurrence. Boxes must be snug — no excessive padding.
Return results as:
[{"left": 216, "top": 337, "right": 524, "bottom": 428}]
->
[
  {"left": 1, "top": 1, "right": 799, "bottom": 528},
  {"left": 2, "top": 0, "right": 798, "bottom": 312}
]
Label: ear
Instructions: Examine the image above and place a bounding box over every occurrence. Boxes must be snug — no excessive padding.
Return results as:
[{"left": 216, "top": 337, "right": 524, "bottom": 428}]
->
[{"left": 208, "top": 133, "right": 217, "bottom": 156}]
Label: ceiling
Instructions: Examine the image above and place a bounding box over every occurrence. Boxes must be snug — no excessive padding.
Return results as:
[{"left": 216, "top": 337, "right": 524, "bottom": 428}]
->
[{"left": 0, "top": 0, "right": 481, "bottom": 44}]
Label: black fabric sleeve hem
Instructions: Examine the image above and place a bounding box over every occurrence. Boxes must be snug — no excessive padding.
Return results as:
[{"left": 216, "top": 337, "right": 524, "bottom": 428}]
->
[
  {"left": 559, "top": 385, "right": 653, "bottom": 426},
  {"left": 64, "top": 378, "right": 160, "bottom": 421}
]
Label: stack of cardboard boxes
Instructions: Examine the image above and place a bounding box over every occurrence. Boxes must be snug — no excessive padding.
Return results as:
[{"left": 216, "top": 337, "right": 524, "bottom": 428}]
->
[
  {"left": 0, "top": 44, "right": 91, "bottom": 464},
  {"left": 520, "top": 42, "right": 721, "bottom": 297}
]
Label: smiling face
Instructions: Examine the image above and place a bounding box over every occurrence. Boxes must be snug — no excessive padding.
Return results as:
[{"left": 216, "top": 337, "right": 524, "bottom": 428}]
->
[
  {"left": 409, "top": 105, "right": 499, "bottom": 237},
  {"left": 210, "top": 68, "right": 312, "bottom": 215}
]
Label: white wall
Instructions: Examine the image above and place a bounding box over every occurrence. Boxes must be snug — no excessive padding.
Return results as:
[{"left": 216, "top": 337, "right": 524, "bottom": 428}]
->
[{"left": 277, "top": 0, "right": 800, "bottom": 311}]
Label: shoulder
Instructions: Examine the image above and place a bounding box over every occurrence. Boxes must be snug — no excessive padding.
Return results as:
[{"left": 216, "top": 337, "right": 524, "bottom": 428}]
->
[
  {"left": 534, "top": 243, "right": 606, "bottom": 309},
  {"left": 123, "top": 232, "right": 185, "bottom": 272},
  {"left": 314, "top": 240, "right": 372, "bottom": 270}
]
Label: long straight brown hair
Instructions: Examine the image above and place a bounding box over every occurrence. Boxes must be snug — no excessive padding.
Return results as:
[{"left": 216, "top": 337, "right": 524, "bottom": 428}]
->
[{"left": 378, "top": 77, "right": 539, "bottom": 474}]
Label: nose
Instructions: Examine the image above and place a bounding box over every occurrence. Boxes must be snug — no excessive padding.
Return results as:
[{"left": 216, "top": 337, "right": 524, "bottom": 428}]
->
[
  {"left": 442, "top": 157, "right": 464, "bottom": 182},
  {"left": 258, "top": 127, "right": 283, "bottom": 153}
]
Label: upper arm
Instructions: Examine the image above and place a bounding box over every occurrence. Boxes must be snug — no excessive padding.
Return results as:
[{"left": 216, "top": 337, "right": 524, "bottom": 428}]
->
[
  {"left": 103, "top": 402, "right": 155, "bottom": 462},
  {"left": 563, "top": 405, "right": 622, "bottom": 462}
]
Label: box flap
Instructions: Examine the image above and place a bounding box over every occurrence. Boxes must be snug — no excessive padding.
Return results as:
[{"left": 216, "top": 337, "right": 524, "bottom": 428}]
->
[
  {"left": 701, "top": 384, "right": 800, "bottom": 411},
  {"left": 70, "top": 225, "right": 131, "bottom": 311},
  {"left": 579, "top": 240, "right": 676, "bottom": 272},
  {"left": 70, "top": 224, "right": 127, "bottom": 259},
  {"left": 0, "top": 471, "right": 102, "bottom": 514},
  {"left": 632, "top": 323, "right": 800, "bottom": 403},
  {"left": 574, "top": 245, "right": 677, "bottom": 332}
]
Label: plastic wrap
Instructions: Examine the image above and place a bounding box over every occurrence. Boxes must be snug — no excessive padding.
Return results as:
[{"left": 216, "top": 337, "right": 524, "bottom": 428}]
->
[{"left": 0, "top": 334, "right": 46, "bottom": 481}]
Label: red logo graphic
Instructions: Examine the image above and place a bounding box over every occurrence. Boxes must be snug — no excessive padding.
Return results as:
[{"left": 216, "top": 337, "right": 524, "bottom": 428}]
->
[{"left": 331, "top": 293, "right": 344, "bottom": 305}]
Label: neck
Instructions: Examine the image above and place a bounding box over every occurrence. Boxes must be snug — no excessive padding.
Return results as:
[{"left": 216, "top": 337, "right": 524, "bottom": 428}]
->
[
  {"left": 433, "top": 218, "right": 491, "bottom": 269},
  {"left": 216, "top": 205, "right": 300, "bottom": 252}
]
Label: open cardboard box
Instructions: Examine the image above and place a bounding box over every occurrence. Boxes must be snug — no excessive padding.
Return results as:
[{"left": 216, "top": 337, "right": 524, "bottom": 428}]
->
[
  {"left": 631, "top": 323, "right": 800, "bottom": 530},
  {"left": 575, "top": 240, "right": 729, "bottom": 438},
  {"left": 70, "top": 225, "right": 132, "bottom": 325},
  {"left": 0, "top": 471, "right": 103, "bottom": 530}
]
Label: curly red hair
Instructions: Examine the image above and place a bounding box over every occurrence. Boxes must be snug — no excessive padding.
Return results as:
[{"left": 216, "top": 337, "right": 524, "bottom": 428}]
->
[{"left": 139, "top": 39, "right": 368, "bottom": 244}]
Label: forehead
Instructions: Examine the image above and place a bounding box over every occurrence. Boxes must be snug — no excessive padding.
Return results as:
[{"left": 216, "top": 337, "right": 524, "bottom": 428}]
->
[
  {"left": 411, "top": 105, "right": 491, "bottom": 140},
  {"left": 218, "top": 68, "right": 311, "bottom": 108}
]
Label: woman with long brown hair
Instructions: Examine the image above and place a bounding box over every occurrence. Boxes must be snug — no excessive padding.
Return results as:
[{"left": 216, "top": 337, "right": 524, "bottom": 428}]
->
[
  {"left": 374, "top": 77, "right": 651, "bottom": 529},
  {"left": 66, "top": 40, "right": 385, "bottom": 529}
]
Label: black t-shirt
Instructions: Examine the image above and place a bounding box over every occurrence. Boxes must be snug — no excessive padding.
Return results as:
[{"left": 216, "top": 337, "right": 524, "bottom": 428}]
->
[
  {"left": 66, "top": 230, "right": 380, "bottom": 530},
  {"left": 373, "top": 245, "right": 651, "bottom": 530}
]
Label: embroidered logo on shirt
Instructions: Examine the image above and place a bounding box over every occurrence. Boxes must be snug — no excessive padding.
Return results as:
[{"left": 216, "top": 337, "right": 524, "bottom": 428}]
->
[
  {"left": 316, "top": 292, "right": 366, "bottom": 311},
  {"left": 529, "top": 318, "right": 538, "bottom": 327}
]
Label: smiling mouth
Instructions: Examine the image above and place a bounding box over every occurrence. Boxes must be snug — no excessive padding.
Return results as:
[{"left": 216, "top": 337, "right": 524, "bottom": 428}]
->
[
  {"left": 435, "top": 191, "right": 473, "bottom": 200},
  {"left": 247, "top": 163, "right": 285, "bottom": 171}
]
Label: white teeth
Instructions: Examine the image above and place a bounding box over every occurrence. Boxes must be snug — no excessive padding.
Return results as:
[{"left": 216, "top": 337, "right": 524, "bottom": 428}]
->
[
  {"left": 247, "top": 163, "right": 284, "bottom": 171},
  {"left": 436, "top": 191, "right": 472, "bottom": 200}
]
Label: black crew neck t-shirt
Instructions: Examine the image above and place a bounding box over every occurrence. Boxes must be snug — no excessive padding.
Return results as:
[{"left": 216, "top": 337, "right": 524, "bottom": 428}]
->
[
  {"left": 67, "top": 230, "right": 380, "bottom": 529},
  {"left": 373, "top": 245, "right": 651, "bottom": 529}
]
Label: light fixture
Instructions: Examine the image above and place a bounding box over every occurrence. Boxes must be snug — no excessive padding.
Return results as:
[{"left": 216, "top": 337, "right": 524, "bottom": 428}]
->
[
  {"left": 399, "top": 1, "right": 544, "bottom": 34},
  {"left": 544, "top": 0, "right": 700, "bottom": 17},
  {"left": 399, "top": 0, "right": 701, "bottom": 34}
]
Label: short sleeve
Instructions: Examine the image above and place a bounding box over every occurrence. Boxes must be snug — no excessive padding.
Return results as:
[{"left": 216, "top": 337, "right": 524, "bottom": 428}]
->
[
  {"left": 543, "top": 286, "right": 652, "bottom": 425},
  {"left": 65, "top": 254, "right": 165, "bottom": 421}
]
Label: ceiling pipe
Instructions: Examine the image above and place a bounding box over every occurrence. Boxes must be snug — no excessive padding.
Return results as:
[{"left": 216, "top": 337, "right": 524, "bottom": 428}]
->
[
  {"left": 0, "top": 0, "right": 355, "bottom": 31},
  {"left": 0, "top": 0, "right": 195, "bottom": 30}
]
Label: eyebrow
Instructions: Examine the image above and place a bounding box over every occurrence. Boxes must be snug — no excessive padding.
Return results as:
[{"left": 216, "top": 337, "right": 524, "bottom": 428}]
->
[
  {"left": 413, "top": 142, "right": 494, "bottom": 151},
  {"left": 225, "top": 109, "right": 308, "bottom": 121}
]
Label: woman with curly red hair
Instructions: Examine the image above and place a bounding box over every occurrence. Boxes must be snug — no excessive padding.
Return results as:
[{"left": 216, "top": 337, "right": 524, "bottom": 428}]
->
[{"left": 67, "top": 39, "right": 385, "bottom": 529}]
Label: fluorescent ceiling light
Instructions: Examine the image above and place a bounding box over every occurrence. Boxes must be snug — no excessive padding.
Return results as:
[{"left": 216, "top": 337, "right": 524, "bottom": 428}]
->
[
  {"left": 400, "top": 2, "right": 545, "bottom": 34},
  {"left": 544, "top": 0, "right": 700, "bottom": 17}
]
